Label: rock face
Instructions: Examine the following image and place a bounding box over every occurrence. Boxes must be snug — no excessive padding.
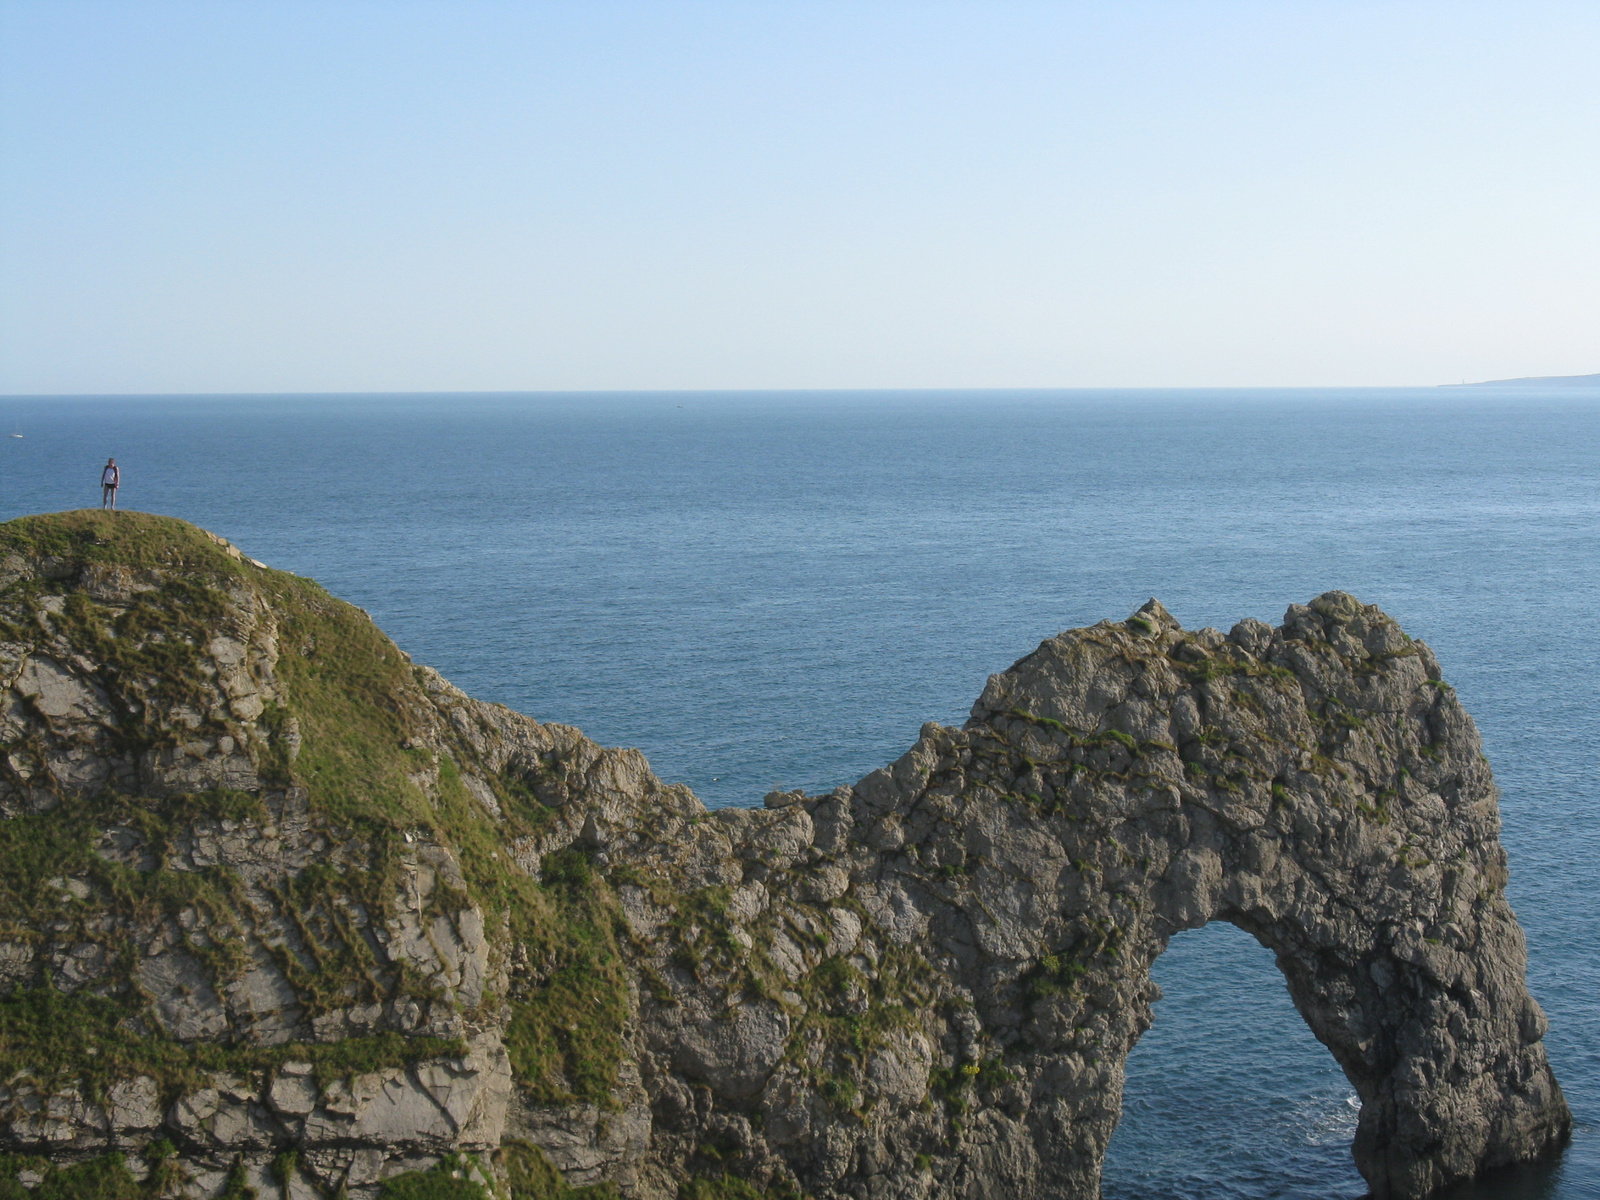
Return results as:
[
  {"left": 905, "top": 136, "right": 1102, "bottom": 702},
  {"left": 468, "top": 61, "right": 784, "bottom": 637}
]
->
[{"left": 0, "top": 512, "right": 1569, "bottom": 1198}]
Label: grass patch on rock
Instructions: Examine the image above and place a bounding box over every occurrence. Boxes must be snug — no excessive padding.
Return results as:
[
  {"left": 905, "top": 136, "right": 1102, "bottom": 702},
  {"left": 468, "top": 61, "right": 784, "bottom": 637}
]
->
[
  {"left": 497, "top": 1141, "right": 620, "bottom": 1198},
  {"left": 0, "top": 1151, "right": 174, "bottom": 1200},
  {"left": 0, "top": 985, "right": 464, "bottom": 1101}
]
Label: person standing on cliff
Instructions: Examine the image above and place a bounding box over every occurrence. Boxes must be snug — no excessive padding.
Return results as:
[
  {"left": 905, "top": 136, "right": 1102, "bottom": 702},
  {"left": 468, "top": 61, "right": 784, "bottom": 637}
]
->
[{"left": 100, "top": 458, "right": 119, "bottom": 510}]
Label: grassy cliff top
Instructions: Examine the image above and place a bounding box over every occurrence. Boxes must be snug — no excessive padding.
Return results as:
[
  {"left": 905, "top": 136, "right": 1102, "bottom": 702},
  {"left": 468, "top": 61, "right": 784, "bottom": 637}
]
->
[
  {"left": 1, "top": 509, "right": 421, "bottom": 825},
  {"left": 0, "top": 509, "right": 260, "bottom": 578}
]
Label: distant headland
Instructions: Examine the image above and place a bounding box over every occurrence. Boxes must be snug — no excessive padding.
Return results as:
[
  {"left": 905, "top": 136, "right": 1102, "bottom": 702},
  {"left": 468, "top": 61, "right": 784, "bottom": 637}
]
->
[{"left": 1444, "top": 372, "right": 1600, "bottom": 388}]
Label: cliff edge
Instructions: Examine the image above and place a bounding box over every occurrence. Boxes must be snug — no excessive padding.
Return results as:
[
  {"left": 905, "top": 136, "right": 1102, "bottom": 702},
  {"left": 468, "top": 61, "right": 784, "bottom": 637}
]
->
[{"left": 0, "top": 512, "right": 1569, "bottom": 1198}]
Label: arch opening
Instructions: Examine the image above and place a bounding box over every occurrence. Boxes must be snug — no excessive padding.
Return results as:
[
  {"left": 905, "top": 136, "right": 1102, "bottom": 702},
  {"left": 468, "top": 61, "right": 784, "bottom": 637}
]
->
[{"left": 1102, "top": 921, "right": 1366, "bottom": 1200}]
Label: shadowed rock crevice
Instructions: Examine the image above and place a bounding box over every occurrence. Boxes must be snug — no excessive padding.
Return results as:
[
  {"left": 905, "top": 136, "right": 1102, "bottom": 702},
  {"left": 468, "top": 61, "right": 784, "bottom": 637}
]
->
[{"left": 0, "top": 512, "right": 1569, "bottom": 1198}]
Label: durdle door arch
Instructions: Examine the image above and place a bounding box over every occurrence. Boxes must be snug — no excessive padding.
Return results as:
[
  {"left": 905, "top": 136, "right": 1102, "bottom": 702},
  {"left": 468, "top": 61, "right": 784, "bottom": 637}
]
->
[
  {"left": 856, "top": 593, "right": 1571, "bottom": 1199},
  {"left": 1057, "top": 844, "right": 1559, "bottom": 1199}
]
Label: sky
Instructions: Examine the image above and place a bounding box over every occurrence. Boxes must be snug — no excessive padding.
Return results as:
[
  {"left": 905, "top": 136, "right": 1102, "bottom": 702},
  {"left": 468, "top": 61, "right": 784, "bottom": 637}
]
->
[{"left": 1, "top": 1, "right": 1597, "bottom": 394}]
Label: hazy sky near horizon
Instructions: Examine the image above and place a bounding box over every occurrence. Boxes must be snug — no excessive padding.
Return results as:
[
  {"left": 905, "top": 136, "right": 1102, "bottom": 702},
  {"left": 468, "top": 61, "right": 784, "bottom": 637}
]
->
[{"left": 2, "top": 1, "right": 1598, "bottom": 394}]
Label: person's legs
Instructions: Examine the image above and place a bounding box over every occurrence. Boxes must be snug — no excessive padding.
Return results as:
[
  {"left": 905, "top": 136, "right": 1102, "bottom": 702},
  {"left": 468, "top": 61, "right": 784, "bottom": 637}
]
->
[
  {"left": 109, "top": 486, "right": 117, "bottom": 511},
  {"left": 101, "top": 485, "right": 108, "bottom": 509}
]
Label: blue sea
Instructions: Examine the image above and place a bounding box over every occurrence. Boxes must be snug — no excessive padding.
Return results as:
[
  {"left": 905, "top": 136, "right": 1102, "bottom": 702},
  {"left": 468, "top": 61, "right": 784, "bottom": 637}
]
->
[{"left": 2, "top": 389, "right": 1598, "bottom": 1199}]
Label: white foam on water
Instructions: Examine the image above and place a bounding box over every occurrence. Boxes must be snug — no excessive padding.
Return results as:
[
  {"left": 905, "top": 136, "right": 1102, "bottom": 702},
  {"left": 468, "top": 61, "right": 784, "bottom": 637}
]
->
[{"left": 1298, "top": 1091, "right": 1362, "bottom": 1147}]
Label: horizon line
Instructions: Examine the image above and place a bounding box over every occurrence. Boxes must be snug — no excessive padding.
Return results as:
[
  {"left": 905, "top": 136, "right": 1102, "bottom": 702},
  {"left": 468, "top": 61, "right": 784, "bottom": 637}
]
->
[{"left": 5, "top": 378, "right": 1600, "bottom": 399}]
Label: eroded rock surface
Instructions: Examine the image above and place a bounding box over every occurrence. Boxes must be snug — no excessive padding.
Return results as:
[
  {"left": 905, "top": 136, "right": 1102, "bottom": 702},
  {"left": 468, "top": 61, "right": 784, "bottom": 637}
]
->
[{"left": 0, "top": 513, "right": 1568, "bottom": 1198}]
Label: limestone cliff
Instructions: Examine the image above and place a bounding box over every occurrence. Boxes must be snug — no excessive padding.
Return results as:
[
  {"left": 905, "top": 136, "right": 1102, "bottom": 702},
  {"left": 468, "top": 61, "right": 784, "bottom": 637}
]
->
[{"left": 0, "top": 512, "right": 1568, "bottom": 1199}]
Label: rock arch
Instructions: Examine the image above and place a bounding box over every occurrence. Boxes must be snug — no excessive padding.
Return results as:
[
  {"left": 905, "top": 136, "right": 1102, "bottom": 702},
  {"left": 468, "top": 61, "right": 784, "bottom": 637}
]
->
[
  {"left": 821, "top": 592, "right": 1571, "bottom": 1198},
  {"left": 1100, "top": 920, "right": 1362, "bottom": 1196}
]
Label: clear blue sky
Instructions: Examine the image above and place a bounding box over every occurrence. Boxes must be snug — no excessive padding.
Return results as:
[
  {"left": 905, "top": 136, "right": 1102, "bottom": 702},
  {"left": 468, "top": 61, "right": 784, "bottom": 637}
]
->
[{"left": 2, "top": 1, "right": 1596, "bottom": 393}]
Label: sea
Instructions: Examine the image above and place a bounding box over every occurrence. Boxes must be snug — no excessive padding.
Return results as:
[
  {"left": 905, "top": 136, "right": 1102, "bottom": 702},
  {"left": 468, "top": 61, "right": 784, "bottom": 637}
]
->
[{"left": 2, "top": 388, "right": 1597, "bottom": 1199}]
